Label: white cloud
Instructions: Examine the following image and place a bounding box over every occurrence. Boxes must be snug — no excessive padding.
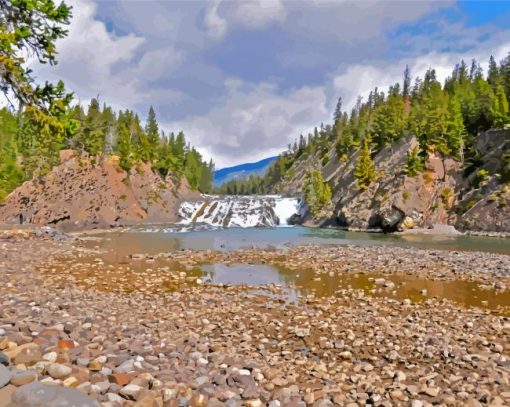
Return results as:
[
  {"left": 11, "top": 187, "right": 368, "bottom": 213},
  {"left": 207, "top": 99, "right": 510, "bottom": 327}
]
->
[
  {"left": 31, "top": 0, "right": 144, "bottom": 110},
  {"left": 333, "top": 38, "right": 510, "bottom": 111},
  {"left": 204, "top": 0, "right": 286, "bottom": 39},
  {"left": 170, "top": 80, "right": 328, "bottom": 168},
  {"left": 204, "top": 0, "right": 227, "bottom": 39},
  {"left": 33, "top": 0, "right": 190, "bottom": 112},
  {"left": 21, "top": 0, "right": 510, "bottom": 169},
  {"left": 232, "top": 0, "right": 286, "bottom": 28}
]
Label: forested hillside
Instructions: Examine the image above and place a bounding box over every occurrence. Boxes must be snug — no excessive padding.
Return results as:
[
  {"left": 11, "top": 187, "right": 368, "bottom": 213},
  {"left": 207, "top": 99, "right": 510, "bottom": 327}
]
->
[
  {"left": 0, "top": 103, "right": 214, "bottom": 201},
  {"left": 220, "top": 55, "right": 510, "bottom": 232}
]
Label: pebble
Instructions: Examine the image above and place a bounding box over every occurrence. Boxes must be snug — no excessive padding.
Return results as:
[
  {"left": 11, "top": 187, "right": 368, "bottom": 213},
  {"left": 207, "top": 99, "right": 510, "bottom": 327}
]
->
[
  {"left": 46, "top": 363, "right": 72, "bottom": 379},
  {"left": 119, "top": 383, "right": 143, "bottom": 400},
  {"left": 9, "top": 370, "right": 38, "bottom": 386},
  {"left": 0, "top": 235, "right": 509, "bottom": 406},
  {"left": 0, "top": 364, "right": 13, "bottom": 388}
]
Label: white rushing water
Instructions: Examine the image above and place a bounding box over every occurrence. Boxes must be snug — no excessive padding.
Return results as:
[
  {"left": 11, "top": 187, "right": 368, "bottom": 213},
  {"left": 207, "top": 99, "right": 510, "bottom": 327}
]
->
[{"left": 178, "top": 195, "right": 304, "bottom": 228}]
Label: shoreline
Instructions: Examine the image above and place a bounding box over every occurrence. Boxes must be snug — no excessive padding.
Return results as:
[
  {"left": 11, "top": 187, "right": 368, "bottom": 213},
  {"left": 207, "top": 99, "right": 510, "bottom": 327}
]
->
[{"left": 3, "top": 221, "right": 510, "bottom": 240}]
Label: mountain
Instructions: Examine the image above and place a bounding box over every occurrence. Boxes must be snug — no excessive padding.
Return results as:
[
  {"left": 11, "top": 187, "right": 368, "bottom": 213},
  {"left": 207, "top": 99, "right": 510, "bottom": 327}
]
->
[{"left": 213, "top": 156, "right": 277, "bottom": 186}]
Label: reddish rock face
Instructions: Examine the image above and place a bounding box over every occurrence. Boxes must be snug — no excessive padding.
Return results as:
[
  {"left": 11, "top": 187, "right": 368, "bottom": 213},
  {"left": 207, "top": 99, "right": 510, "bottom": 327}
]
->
[{"left": 0, "top": 153, "right": 200, "bottom": 230}]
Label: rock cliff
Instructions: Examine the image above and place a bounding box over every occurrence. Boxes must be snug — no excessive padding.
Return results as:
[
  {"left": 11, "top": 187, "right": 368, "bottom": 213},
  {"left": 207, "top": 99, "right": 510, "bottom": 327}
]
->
[
  {"left": 275, "top": 130, "right": 510, "bottom": 233},
  {"left": 0, "top": 151, "right": 200, "bottom": 230}
]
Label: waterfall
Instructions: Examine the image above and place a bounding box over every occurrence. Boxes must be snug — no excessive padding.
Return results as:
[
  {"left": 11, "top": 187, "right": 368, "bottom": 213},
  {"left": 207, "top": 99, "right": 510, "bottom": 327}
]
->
[{"left": 178, "top": 195, "right": 304, "bottom": 228}]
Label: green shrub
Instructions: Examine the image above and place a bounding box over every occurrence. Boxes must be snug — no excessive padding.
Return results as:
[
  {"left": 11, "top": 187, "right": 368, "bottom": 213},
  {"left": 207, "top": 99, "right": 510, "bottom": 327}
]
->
[
  {"left": 406, "top": 146, "right": 425, "bottom": 176},
  {"left": 321, "top": 154, "right": 329, "bottom": 166},
  {"left": 440, "top": 187, "right": 454, "bottom": 209},
  {"left": 476, "top": 169, "right": 489, "bottom": 187}
]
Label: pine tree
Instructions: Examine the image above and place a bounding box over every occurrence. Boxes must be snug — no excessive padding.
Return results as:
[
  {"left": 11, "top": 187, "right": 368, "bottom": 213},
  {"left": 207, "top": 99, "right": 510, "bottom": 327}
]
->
[
  {"left": 501, "top": 53, "right": 510, "bottom": 104},
  {"left": 333, "top": 97, "right": 343, "bottom": 122},
  {"left": 372, "top": 93, "right": 405, "bottom": 149},
  {"left": 145, "top": 106, "right": 159, "bottom": 162},
  {"left": 116, "top": 111, "right": 134, "bottom": 171},
  {"left": 303, "top": 169, "right": 331, "bottom": 216},
  {"left": 82, "top": 98, "right": 105, "bottom": 156},
  {"left": 355, "top": 135, "right": 376, "bottom": 190},
  {"left": 488, "top": 55, "right": 500, "bottom": 88},
  {"left": 405, "top": 146, "right": 425, "bottom": 176},
  {"left": 0, "top": 109, "right": 24, "bottom": 200},
  {"left": 172, "top": 132, "right": 187, "bottom": 176},
  {"left": 403, "top": 65, "right": 411, "bottom": 98},
  {"left": 491, "top": 85, "right": 510, "bottom": 128},
  {"left": 446, "top": 96, "right": 466, "bottom": 161}
]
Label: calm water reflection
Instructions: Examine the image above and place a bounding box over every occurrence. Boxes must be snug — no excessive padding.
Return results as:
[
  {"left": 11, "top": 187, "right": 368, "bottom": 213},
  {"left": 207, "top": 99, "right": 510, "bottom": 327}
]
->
[
  {"left": 200, "top": 263, "right": 510, "bottom": 314},
  {"left": 90, "top": 226, "right": 510, "bottom": 256}
]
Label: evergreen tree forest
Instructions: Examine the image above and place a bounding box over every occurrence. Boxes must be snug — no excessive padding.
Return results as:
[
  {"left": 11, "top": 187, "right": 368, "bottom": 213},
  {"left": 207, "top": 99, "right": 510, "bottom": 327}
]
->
[
  {"left": 0, "top": 0, "right": 213, "bottom": 201},
  {"left": 0, "top": 103, "right": 214, "bottom": 200},
  {"left": 224, "top": 55, "right": 510, "bottom": 212}
]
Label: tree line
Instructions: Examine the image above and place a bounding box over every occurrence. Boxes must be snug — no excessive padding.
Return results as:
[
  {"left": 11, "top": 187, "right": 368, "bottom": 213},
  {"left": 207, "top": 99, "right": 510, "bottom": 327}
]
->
[{"left": 0, "top": 102, "right": 214, "bottom": 200}]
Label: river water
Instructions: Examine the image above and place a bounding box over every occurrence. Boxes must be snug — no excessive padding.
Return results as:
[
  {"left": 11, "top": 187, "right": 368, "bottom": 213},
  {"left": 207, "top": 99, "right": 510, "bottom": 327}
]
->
[
  {"left": 95, "top": 225, "right": 510, "bottom": 256},
  {"left": 77, "top": 224, "right": 510, "bottom": 314}
]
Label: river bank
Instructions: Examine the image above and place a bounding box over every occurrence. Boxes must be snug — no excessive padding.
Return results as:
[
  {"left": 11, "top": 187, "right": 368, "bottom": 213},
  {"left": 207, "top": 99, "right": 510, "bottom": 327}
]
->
[{"left": 1, "top": 230, "right": 510, "bottom": 406}]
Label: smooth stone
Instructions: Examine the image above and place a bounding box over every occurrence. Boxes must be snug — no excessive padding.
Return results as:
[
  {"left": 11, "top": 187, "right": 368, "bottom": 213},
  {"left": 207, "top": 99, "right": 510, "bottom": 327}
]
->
[
  {"left": 0, "top": 365, "right": 13, "bottom": 388},
  {"left": 42, "top": 352, "right": 58, "bottom": 363},
  {"left": 11, "top": 381, "right": 100, "bottom": 406},
  {"left": 0, "top": 384, "right": 16, "bottom": 405},
  {"left": 13, "top": 347, "right": 42, "bottom": 366},
  {"left": 0, "top": 352, "right": 9, "bottom": 367},
  {"left": 10, "top": 370, "right": 38, "bottom": 386},
  {"left": 46, "top": 363, "right": 72, "bottom": 379},
  {"left": 106, "top": 392, "right": 124, "bottom": 403},
  {"left": 119, "top": 383, "right": 144, "bottom": 400},
  {"left": 115, "top": 359, "right": 135, "bottom": 373}
]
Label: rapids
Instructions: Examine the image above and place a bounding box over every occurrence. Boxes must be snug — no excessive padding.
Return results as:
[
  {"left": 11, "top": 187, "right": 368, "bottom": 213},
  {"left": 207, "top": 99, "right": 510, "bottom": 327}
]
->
[{"left": 178, "top": 195, "right": 304, "bottom": 228}]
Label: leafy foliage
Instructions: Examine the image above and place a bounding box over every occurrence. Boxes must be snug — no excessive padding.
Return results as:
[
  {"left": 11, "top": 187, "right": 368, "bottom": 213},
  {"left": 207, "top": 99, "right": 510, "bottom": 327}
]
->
[{"left": 0, "top": 1, "right": 214, "bottom": 200}]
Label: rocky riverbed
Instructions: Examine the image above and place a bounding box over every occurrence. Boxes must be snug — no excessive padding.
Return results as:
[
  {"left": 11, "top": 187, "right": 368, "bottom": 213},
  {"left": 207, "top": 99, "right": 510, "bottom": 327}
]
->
[{"left": 1, "top": 230, "right": 510, "bottom": 406}]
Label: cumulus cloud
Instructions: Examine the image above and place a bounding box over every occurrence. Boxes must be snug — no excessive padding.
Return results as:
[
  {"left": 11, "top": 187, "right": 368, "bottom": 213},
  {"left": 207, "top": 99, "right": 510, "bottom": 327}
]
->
[
  {"left": 171, "top": 80, "right": 328, "bottom": 167},
  {"left": 33, "top": 0, "right": 192, "bottom": 112},
  {"left": 231, "top": 0, "right": 286, "bottom": 28},
  {"left": 204, "top": 0, "right": 227, "bottom": 39},
  {"left": 23, "top": 0, "right": 510, "bottom": 168},
  {"left": 333, "top": 36, "right": 510, "bottom": 111},
  {"left": 205, "top": 0, "right": 286, "bottom": 39},
  {"left": 33, "top": 0, "right": 145, "bottom": 108}
]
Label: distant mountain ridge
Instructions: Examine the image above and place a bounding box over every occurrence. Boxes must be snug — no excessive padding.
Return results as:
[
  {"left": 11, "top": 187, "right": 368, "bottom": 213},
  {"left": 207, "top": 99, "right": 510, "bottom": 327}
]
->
[{"left": 213, "top": 156, "right": 277, "bottom": 186}]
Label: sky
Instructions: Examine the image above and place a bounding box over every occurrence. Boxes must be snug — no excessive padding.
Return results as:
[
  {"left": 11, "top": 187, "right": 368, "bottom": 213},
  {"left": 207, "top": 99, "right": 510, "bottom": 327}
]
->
[{"left": 32, "top": 0, "right": 510, "bottom": 168}]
